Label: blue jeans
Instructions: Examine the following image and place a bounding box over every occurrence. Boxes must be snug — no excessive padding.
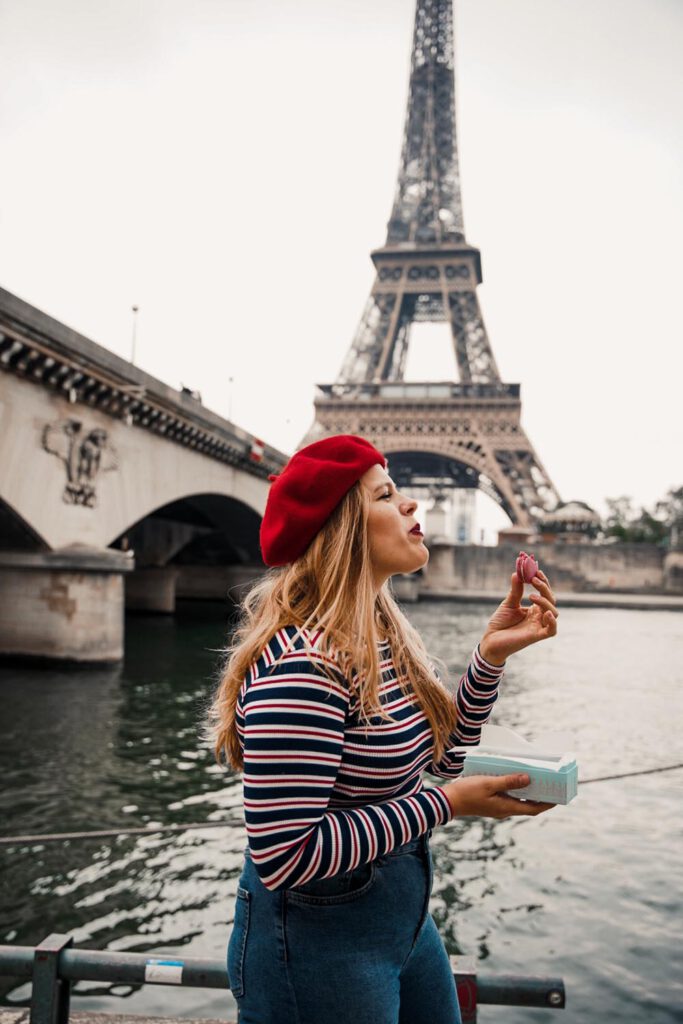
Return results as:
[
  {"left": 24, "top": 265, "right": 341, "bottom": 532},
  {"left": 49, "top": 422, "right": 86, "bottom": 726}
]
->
[{"left": 227, "top": 831, "right": 462, "bottom": 1024}]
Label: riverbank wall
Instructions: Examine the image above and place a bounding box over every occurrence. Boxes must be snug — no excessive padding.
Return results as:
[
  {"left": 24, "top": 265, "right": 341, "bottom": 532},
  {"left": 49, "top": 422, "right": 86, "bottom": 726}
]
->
[
  {"left": 420, "top": 541, "right": 681, "bottom": 596},
  {"left": 121, "top": 542, "right": 683, "bottom": 617}
]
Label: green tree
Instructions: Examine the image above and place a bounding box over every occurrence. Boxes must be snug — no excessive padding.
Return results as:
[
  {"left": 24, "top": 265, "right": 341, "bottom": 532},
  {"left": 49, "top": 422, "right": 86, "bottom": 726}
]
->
[
  {"left": 604, "top": 496, "right": 636, "bottom": 542},
  {"left": 603, "top": 489, "right": 681, "bottom": 545}
]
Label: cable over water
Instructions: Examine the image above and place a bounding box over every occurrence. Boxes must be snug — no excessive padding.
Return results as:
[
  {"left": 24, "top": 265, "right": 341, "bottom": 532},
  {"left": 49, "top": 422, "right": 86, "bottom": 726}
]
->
[{"left": 0, "top": 762, "right": 681, "bottom": 847}]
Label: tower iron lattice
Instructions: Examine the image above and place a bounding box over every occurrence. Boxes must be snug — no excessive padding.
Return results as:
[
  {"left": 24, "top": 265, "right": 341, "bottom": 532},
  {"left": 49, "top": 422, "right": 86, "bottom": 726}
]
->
[{"left": 304, "top": 0, "right": 560, "bottom": 528}]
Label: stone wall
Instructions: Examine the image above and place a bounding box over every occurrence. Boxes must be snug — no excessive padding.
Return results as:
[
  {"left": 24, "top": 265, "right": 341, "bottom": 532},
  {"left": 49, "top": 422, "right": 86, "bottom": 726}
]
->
[
  {"left": 422, "top": 541, "right": 669, "bottom": 595},
  {"left": 664, "top": 551, "right": 683, "bottom": 593}
]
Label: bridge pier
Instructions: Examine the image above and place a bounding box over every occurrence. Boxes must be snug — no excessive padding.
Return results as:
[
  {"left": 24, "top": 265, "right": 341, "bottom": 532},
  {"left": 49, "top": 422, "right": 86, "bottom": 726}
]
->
[
  {"left": 0, "top": 547, "right": 133, "bottom": 664},
  {"left": 125, "top": 567, "right": 178, "bottom": 613},
  {"left": 124, "top": 564, "right": 264, "bottom": 612},
  {"left": 175, "top": 564, "right": 262, "bottom": 603}
]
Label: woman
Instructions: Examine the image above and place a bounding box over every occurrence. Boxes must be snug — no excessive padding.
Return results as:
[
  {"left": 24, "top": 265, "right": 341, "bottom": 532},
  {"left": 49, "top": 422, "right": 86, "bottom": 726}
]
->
[{"left": 209, "top": 434, "right": 558, "bottom": 1024}]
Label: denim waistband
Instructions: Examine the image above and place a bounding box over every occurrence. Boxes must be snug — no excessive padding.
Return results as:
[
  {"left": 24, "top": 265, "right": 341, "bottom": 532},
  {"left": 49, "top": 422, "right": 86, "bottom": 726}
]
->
[{"left": 384, "top": 829, "right": 432, "bottom": 857}]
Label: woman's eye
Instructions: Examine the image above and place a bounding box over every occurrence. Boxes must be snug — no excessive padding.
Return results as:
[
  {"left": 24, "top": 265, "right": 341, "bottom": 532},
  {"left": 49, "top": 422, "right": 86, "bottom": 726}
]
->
[{"left": 381, "top": 491, "right": 392, "bottom": 500}]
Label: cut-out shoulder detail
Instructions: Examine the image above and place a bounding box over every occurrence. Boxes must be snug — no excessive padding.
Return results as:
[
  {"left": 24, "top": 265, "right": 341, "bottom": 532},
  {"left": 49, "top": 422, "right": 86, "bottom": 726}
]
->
[{"left": 254, "top": 624, "right": 391, "bottom": 676}]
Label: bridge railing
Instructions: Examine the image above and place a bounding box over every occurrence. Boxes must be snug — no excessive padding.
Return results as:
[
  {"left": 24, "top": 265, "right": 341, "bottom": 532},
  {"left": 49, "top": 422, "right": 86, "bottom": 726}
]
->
[{"left": 0, "top": 933, "right": 565, "bottom": 1024}]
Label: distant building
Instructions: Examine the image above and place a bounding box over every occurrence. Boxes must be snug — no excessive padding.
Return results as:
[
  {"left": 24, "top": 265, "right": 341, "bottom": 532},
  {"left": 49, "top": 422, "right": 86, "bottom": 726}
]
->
[{"left": 537, "top": 501, "right": 602, "bottom": 543}]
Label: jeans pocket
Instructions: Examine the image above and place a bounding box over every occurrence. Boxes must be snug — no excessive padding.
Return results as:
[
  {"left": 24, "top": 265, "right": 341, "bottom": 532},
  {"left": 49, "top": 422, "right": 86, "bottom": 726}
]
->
[
  {"left": 286, "top": 859, "right": 377, "bottom": 906},
  {"left": 227, "top": 886, "right": 250, "bottom": 998}
]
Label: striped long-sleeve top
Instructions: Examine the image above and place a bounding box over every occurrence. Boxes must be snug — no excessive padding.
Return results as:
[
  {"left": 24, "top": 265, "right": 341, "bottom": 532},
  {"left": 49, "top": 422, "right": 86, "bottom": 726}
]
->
[{"left": 236, "top": 625, "right": 504, "bottom": 891}]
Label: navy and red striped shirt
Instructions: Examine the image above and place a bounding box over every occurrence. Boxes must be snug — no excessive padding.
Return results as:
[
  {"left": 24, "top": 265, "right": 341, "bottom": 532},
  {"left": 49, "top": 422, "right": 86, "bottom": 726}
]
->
[{"left": 236, "top": 625, "right": 503, "bottom": 891}]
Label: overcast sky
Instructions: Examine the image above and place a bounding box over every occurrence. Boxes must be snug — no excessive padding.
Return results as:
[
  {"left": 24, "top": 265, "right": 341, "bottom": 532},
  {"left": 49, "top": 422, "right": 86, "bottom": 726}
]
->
[{"left": 1, "top": 0, "right": 681, "bottom": 530}]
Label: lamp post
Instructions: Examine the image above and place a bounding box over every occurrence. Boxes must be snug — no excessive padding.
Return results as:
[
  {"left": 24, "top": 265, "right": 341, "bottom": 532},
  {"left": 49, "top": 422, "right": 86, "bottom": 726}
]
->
[{"left": 131, "top": 305, "right": 139, "bottom": 365}]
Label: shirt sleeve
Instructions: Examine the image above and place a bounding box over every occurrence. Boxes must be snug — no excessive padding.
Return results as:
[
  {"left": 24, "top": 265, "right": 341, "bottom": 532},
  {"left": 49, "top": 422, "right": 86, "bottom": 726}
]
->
[
  {"left": 426, "top": 645, "right": 504, "bottom": 779},
  {"left": 241, "top": 650, "right": 452, "bottom": 891}
]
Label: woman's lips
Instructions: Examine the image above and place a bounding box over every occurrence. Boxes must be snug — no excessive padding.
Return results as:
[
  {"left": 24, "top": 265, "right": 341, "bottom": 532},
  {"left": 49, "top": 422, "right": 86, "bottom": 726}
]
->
[{"left": 409, "top": 524, "right": 423, "bottom": 536}]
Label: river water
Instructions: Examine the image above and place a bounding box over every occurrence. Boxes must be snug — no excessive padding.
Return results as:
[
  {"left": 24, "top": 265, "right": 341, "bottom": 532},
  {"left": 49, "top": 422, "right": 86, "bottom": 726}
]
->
[{"left": 1, "top": 600, "right": 682, "bottom": 1023}]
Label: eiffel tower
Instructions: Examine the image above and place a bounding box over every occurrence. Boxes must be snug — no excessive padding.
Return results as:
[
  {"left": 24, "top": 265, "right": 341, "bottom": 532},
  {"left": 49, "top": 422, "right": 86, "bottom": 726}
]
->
[{"left": 304, "top": 0, "right": 560, "bottom": 530}]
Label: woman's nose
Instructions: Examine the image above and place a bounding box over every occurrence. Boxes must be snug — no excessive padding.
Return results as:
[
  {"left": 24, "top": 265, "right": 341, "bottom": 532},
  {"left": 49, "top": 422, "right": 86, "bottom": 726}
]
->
[{"left": 400, "top": 496, "right": 418, "bottom": 515}]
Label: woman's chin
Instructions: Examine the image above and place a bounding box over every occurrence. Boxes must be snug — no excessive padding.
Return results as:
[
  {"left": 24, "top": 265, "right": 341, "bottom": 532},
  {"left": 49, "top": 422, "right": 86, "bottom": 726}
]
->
[
  {"left": 404, "top": 546, "right": 429, "bottom": 573},
  {"left": 377, "top": 543, "right": 430, "bottom": 580}
]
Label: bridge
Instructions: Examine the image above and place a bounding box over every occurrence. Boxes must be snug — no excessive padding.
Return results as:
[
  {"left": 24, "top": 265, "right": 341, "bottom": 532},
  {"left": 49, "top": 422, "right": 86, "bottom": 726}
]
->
[{"left": 0, "top": 286, "right": 287, "bottom": 664}]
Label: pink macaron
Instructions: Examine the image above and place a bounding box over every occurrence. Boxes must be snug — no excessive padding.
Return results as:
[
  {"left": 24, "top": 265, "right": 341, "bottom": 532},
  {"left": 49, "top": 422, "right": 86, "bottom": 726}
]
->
[{"left": 516, "top": 551, "right": 539, "bottom": 584}]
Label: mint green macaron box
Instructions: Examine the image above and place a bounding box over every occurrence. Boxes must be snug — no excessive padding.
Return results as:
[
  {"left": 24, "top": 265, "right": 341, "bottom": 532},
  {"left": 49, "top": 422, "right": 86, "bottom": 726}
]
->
[{"left": 462, "top": 752, "right": 578, "bottom": 805}]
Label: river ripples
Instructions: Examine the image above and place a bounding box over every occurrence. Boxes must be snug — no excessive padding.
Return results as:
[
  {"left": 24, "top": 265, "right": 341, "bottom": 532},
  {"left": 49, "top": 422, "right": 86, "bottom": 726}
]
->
[{"left": 1, "top": 600, "right": 681, "bottom": 1022}]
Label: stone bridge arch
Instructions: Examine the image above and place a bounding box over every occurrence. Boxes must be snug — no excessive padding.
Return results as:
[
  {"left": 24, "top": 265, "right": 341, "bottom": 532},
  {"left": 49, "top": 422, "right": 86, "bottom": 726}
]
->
[
  {"left": 0, "top": 286, "right": 287, "bottom": 664},
  {"left": 114, "top": 491, "right": 265, "bottom": 612},
  {"left": 0, "top": 495, "right": 49, "bottom": 552},
  {"left": 113, "top": 492, "right": 263, "bottom": 566},
  {"left": 1, "top": 369, "right": 277, "bottom": 662},
  {"left": 1, "top": 370, "right": 270, "bottom": 551}
]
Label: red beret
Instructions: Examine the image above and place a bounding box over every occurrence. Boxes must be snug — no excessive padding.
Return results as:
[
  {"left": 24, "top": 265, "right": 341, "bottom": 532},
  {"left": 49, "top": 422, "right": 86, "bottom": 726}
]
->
[{"left": 260, "top": 434, "right": 387, "bottom": 566}]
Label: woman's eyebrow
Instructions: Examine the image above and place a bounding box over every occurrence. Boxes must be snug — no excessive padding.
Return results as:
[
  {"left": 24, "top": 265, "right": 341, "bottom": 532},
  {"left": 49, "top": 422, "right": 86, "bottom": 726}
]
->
[{"left": 372, "top": 481, "right": 394, "bottom": 494}]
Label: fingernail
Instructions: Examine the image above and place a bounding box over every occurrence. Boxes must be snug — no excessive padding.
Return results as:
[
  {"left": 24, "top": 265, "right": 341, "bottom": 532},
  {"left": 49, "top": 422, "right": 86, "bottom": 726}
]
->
[{"left": 519, "top": 775, "right": 530, "bottom": 785}]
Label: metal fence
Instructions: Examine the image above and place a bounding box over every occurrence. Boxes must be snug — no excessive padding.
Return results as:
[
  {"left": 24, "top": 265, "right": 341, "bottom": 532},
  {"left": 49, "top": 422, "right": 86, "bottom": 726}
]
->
[{"left": 0, "top": 934, "right": 565, "bottom": 1024}]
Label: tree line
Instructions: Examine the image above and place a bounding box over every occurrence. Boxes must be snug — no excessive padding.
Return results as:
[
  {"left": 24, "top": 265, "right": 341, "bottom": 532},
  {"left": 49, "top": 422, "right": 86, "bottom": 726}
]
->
[{"left": 603, "top": 486, "right": 683, "bottom": 545}]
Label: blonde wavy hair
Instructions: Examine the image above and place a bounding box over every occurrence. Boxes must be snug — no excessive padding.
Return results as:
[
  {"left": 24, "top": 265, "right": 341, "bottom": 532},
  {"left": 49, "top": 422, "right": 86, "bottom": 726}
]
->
[{"left": 208, "top": 482, "right": 458, "bottom": 772}]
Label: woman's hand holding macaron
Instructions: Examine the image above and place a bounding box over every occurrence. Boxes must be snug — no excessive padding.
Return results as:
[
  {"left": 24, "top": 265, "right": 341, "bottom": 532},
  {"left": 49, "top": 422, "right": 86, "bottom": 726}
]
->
[{"left": 478, "top": 553, "right": 559, "bottom": 666}]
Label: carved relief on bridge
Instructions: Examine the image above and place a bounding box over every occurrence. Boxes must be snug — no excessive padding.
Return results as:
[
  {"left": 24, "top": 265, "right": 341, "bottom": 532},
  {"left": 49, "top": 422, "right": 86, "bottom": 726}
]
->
[{"left": 42, "top": 419, "right": 118, "bottom": 508}]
